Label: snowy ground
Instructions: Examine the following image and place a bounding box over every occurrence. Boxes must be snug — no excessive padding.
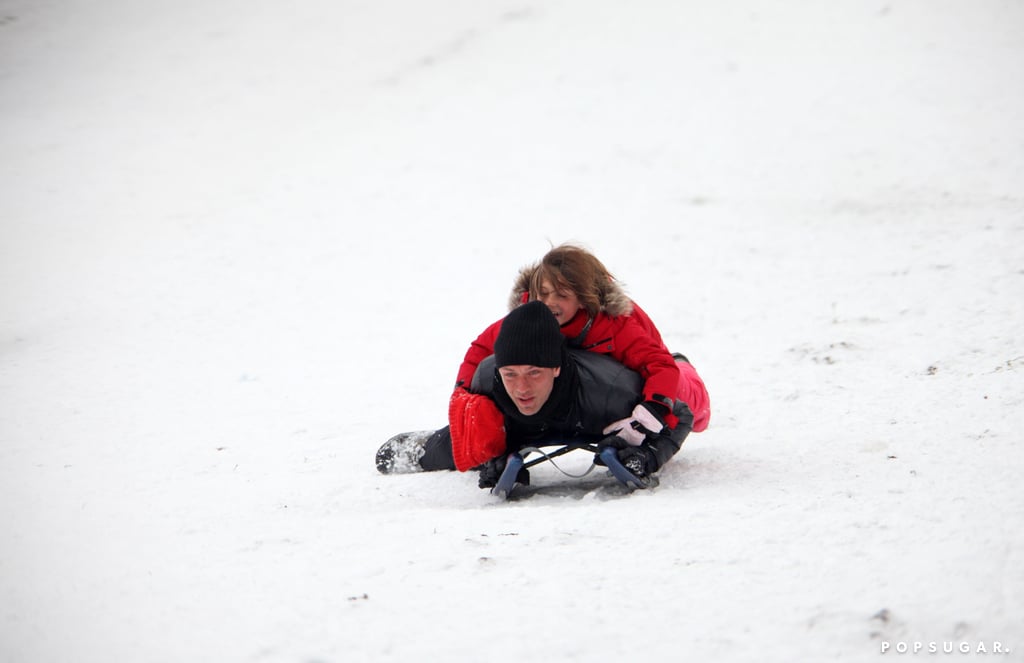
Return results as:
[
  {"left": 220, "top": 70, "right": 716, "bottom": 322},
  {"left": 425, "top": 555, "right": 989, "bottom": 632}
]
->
[{"left": 2, "top": 1, "right": 1023, "bottom": 661}]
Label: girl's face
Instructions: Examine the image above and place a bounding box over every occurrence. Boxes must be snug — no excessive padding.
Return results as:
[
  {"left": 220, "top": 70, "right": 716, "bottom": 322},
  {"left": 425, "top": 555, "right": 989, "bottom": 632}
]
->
[{"left": 536, "top": 278, "right": 584, "bottom": 325}]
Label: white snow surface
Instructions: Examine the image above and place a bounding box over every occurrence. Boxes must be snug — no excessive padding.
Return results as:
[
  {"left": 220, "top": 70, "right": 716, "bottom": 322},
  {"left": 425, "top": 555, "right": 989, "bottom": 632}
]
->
[{"left": 2, "top": 1, "right": 1023, "bottom": 661}]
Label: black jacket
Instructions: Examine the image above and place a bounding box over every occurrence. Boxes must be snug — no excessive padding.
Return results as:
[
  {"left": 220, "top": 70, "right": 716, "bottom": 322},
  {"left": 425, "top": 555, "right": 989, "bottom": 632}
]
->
[{"left": 471, "top": 349, "right": 692, "bottom": 468}]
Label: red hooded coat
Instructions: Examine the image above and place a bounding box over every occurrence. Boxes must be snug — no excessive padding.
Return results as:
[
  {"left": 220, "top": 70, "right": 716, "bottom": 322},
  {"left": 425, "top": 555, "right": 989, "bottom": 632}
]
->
[{"left": 455, "top": 265, "right": 710, "bottom": 433}]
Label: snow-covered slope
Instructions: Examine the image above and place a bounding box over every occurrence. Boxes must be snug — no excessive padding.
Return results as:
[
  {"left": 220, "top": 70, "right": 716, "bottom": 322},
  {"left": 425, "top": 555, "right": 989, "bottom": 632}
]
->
[{"left": 2, "top": 1, "right": 1022, "bottom": 661}]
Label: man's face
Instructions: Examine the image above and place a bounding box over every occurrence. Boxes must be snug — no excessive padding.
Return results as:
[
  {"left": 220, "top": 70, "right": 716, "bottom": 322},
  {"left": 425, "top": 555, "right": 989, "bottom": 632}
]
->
[{"left": 497, "top": 364, "right": 561, "bottom": 416}]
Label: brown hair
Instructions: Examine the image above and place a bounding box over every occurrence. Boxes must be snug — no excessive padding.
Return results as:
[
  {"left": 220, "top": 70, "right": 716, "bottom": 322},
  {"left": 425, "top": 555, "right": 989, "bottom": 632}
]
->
[{"left": 528, "top": 244, "right": 616, "bottom": 317}]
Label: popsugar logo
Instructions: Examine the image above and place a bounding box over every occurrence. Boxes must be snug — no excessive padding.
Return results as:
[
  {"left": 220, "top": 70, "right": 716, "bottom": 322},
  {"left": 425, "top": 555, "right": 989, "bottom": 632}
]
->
[{"left": 880, "top": 641, "right": 1011, "bottom": 655}]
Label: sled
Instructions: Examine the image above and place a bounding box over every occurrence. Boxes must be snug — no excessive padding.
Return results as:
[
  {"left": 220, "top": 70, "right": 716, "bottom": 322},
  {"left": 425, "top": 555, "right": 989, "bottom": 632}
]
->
[{"left": 491, "top": 437, "right": 658, "bottom": 500}]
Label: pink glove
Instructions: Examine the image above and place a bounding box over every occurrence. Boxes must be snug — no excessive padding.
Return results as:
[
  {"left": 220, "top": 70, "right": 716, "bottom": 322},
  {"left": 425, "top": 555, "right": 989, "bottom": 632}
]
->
[{"left": 602, "top": 403, "right": 667, "bottom": 446}]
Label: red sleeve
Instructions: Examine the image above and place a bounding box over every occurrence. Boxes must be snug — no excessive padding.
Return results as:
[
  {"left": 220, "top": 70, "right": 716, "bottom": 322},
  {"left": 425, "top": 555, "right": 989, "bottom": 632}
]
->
[
  {"left": 626, "top": 302, "right": 668, "bottom": 348},
  {"left": 454, "top": 319, "right": 503, "bottom": 391},
  {"left": 584, "top": 314, "right": 681, "bottom": 410},
  {"left": 449, "top": 390, "right": 506, "bottom": 471}
]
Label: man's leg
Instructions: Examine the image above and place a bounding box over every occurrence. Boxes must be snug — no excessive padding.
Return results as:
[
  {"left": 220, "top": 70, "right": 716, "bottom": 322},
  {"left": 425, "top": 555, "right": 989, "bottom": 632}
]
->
[{"left": 418, "top": 426, "right": 456, "bottom": 471}]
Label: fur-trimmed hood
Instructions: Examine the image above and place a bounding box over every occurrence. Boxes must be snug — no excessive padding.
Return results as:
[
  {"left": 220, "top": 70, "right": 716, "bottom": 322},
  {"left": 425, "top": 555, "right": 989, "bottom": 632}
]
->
[{"left": 507, "top": 263, "right": 634, "bottom": 316}]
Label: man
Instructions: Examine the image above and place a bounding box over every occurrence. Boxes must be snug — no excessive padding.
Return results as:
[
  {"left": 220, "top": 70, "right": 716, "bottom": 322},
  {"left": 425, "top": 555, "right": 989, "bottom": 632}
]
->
[{"left": 376, "top": 301, "right": 694, "bottom": 487}]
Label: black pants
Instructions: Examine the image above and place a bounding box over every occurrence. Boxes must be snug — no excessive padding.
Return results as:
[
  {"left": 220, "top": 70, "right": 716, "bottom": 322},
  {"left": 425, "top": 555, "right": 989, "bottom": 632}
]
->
[{"left": 419, "top": 426, "right": 456, "bottom": 471}]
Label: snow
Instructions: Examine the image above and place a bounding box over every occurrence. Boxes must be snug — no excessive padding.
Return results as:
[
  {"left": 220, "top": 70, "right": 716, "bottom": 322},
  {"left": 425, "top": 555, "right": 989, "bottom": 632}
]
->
[{"left": 1, "top": 0, "right": 1023, "bottom": 661}]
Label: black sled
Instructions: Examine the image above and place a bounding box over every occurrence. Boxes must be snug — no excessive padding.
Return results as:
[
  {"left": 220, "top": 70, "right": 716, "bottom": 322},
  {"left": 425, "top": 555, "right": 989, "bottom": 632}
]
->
[{"left": 491, "top": 437, "right": 658, "bottom": 500}]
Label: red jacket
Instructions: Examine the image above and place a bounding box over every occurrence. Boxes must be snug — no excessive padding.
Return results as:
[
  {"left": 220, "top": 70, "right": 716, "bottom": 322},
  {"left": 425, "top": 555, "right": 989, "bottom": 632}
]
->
[
  {"left": 456, "top": 303, "right": 680, "bottom": 403},
  {"left": 454, "top": 265, "right": 683, "bottom": 423}
]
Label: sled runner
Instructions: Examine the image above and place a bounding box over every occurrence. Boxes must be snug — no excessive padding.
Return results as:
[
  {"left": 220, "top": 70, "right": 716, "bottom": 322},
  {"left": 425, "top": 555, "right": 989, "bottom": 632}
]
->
[
  {"left": 375, "top": 431, "right": 659, "bottom": 500},
  {"left": 490, "top": 436, "right": 659, "bottom": 500}
]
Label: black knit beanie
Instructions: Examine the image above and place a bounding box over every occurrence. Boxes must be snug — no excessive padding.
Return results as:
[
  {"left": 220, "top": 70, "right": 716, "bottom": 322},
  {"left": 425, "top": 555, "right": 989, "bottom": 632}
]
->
[{"left": 494, "top": 300, "right": 564, "bottom": 368}]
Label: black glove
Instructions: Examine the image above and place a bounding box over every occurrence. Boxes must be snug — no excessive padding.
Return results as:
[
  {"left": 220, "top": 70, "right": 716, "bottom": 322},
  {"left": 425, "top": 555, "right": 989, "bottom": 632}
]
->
[
  {"left": 596, "top": 434, "right": 658, "bottom": 478},
  {"left": 477, "top": 455, "right": 531, "bottom": 489},
  {"left": 477, "top": 455, "right": 506, "bottom": 489},
  {"left": 616, "top": 445, "right": 658, "bottom": 478}
]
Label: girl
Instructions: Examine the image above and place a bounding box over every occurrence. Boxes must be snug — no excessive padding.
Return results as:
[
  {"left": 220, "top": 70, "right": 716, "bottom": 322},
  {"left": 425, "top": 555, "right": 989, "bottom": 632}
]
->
[{"left": 454, "top": 243, "right": 710, "bottom": 434}]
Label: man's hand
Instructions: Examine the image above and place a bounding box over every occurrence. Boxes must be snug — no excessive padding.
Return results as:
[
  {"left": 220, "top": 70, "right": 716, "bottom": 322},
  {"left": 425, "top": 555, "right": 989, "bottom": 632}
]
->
[{"left": 596, "top": 434, "right": 659, "bottom": 478}]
